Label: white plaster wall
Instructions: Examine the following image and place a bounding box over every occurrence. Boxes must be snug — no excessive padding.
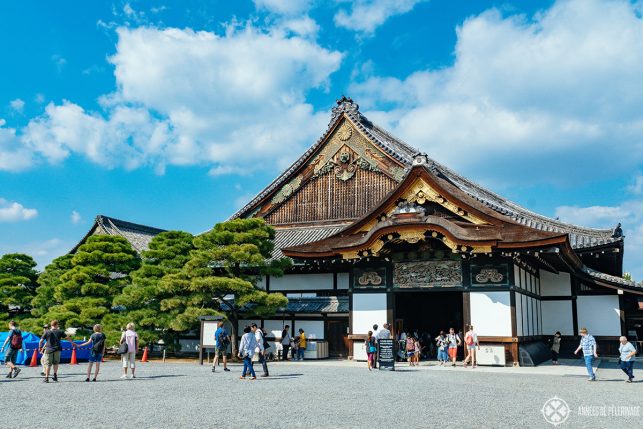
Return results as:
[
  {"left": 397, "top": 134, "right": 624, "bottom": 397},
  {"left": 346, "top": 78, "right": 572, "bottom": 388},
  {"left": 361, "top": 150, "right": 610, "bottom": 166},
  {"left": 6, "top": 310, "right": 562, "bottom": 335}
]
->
[
  {"left": 270, "top": 273, "right": 334, "bottom": 291},
  {"left": 541, "top": 300, "right": 573, "bottom": 335},
  {"left": 337, "top": 272, "right": 349, "bottom": 290},
  {"left": 515, "top": 293, "right": 523, "bottom": 336},
  {"left": 540, "top": 271, "right": 572, "bottom": 296},
  {"left": 295, "top": 320, "right": 324, "bottom": 340},
  {"left": 470, "top": 291, "right": 512, "bottom": 337},
  {"left": 263, "top": 320, "right": 289, "bottom": 340},
  {"left": 577, "top": 295, "right": 621, "bottom": 336},
  {"left": 352, "top": 293, "right": 388, "bottom": 335}
]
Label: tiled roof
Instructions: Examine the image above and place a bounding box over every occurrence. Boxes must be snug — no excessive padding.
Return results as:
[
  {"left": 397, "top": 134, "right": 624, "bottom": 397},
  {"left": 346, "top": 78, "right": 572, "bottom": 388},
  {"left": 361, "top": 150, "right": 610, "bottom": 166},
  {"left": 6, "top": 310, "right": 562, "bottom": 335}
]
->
[
  {"left": 581, "top": 266, "right": 638, "bottom": 288},
  {"left": 279, "top": 296, "right": 348, "bottom": 313},
  {"left": 271, "top": 224, "right": 346, "bottom": 260},
  {"left": 71, "top": 215, "right": 166, "bottom": 254},
  {"left": 232, "top": 97, "right": 619, "bottom": 250}
]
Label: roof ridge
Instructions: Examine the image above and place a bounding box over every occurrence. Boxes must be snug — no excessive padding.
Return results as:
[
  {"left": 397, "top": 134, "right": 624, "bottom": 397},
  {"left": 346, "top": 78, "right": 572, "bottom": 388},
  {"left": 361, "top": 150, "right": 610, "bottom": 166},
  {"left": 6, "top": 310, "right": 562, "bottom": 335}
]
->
[{"left": 96, "top": 215, "right": 166, "bottom": 234}]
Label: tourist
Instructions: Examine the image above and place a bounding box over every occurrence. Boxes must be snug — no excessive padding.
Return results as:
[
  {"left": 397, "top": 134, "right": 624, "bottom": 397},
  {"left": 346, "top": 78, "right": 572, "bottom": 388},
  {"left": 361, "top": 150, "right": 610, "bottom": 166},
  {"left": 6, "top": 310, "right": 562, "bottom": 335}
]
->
[
  {"left": 371, "top": 324, "right": 379, "bottom": 368},
  {"left": 296, "top": 328, "right": 307, "bottom": 360},
  {"left": 366, "top": 330, "right": 377, "bottom": 371},
  {"left": 463, "top": 325, "right": 479, "bottom": 368},
  {"left": 1, "top": 321, "right": 23, "bottom": 379},
  {"left": 212, "top": 321, "right": 230, "bottom": 372},
  {"left": 413, "top": 336, "right": 422, "bottom": 365},
  {"left": 406, "top": 335, "right": 415, "bottom": 366},
  {"left": 551, "top": 332, "right": 562, "bottom": 365},
  {"left": 76, "top": 324, "right": 106, "bottom": 382},
  {"left": 573, "top": 327, "right": 597, "bottom": 381},
  {"left": 120, "top": 322, "right": 139, "bottom": 379},
  {"left": 238, "top": 326, "right": 257, "bottom": 380},
  {"left": 38, "top": 320, "right": 74, "bottom": 383},
  {"left": 618, "top": 336, "right": 636, "bottom": 382},
  {"left": 40, "top": 324, "right": 49, "bottom": 376},
  {"left": 281, "top": 325, "right": 291, "bottom": 361},
  {"left": 251, "top": 323, "right": 269, "bottom": 377},
  {"left": 447, "top": 328, "right": 461, "bottom": 367},
  {"left": 435, "top": 331, "right": 449, "bottom": 365},
  {"left": 377, "top": 323, "right": 391, "bottom": 340}
]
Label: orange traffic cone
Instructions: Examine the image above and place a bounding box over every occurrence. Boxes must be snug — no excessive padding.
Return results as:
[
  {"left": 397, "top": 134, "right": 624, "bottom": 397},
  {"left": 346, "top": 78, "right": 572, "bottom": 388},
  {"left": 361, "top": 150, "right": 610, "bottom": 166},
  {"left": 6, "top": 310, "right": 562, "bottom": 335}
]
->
[
  {"left": 70, "top": 347, "right": 78, "bottom": 365},
  {"left": 29, "top": 349, "right": 38, "bottom": 367},
  {"left": 141, "top": 347, "right": 149, "bottom": 363}
]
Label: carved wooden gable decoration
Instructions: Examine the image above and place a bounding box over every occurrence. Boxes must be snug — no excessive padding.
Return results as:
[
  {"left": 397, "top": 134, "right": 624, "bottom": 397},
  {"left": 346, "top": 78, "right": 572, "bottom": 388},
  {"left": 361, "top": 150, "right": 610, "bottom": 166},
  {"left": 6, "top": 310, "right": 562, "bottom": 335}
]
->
[{"left": 260, "top": 118, "right": 407, "bottom": 224}]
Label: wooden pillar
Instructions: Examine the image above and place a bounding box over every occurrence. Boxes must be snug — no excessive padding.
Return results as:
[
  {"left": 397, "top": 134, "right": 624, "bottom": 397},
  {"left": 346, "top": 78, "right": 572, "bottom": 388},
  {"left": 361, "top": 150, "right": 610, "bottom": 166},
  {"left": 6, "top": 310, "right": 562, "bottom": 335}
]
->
[
  {"left": 462, "top": 291, "right": 471, "bottom": 332},
  {"left": 510, "top": 341, "right": 519, "bottom": 367}
]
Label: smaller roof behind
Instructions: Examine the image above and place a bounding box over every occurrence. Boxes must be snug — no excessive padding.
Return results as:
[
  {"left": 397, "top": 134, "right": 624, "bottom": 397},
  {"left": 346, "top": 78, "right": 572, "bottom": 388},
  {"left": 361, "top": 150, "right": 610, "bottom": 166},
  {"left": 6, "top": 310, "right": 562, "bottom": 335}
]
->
[
  {"left": 279, "top": 296, "right": 348, "bottom": 314},
  {"left": 70, "top": 215, "right": 166, "bottom": 254}
]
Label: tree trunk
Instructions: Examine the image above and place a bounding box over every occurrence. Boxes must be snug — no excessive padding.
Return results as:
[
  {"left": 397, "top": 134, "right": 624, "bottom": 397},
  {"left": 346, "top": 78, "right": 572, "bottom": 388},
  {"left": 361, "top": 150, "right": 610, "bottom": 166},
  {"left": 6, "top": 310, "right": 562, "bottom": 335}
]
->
[{"left": 229, "top": 314, "right": 239, "bottom": 358}]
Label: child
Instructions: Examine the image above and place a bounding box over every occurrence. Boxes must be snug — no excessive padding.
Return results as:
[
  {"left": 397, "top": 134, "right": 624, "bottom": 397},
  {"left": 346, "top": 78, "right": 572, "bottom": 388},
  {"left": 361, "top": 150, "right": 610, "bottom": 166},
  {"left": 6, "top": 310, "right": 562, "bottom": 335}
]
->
[{"left": 77, "top": 324, "right": 106, "bottom": 382}]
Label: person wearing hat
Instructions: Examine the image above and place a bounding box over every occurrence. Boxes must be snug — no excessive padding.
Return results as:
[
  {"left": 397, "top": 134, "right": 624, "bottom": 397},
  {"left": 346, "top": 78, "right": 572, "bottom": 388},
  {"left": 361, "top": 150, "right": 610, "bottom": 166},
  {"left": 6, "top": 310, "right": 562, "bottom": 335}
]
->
[{"left": 574, "top": 327, "right": 598, "bottom": 381}]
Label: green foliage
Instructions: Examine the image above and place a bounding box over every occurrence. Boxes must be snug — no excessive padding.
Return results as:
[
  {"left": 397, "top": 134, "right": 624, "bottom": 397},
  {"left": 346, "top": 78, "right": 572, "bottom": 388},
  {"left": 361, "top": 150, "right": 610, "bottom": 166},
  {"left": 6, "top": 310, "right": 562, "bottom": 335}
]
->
[
  {"left": 113, "top": 231, "right": 195, "bottom": 348},
  {"left": 167, "top": 218, "right": 290, "bottom": 354},
  {"left": 0, "top": 253, "right": 39, "bottom": 320},
  {"left": 38, "top": 235, "right": 140, "bottom": 338}
]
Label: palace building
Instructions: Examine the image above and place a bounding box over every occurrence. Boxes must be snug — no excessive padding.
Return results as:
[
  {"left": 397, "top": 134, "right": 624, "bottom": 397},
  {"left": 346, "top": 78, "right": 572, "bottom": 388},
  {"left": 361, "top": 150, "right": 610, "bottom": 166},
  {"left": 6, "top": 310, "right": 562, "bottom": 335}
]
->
[{"left": 76, "top": 97, "right": 642, "bottom": 365}]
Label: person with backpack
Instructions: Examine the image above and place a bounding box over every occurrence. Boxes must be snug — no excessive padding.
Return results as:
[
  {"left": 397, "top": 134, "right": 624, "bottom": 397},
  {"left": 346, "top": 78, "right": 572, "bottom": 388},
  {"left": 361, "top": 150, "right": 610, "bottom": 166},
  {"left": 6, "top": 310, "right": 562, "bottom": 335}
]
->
[
  {"left": 366, "top": 330, "right": 377, "bottom": 371},
  {"left": 251, "top": 323, "right": 269, "bottom": 377},
  {"left": 463, "top": 325, "right": 479, "bottom": 368},
  {"left": 38, "top": 320, "right": 75, "bottom": 383},
  {"left": 76, "top": 324, "right": 106, "bottom": 382},
  {"left": 212, "top": 321, "right": 230, "bottom": 373},
  {"left": 120, "top": 322, "right": 139, "bottom": 379},
  {"left": 435, "top": 331, "right": 449, "bottom": 365},
  {"left": 1, "top": 321, "right": 23, "bottom": 379},
  {"left": 280, "top": 325, "right": 291, "bottom": 361},
  {"left": 446, "top": 327, "right": 461, "bottom": 367}
]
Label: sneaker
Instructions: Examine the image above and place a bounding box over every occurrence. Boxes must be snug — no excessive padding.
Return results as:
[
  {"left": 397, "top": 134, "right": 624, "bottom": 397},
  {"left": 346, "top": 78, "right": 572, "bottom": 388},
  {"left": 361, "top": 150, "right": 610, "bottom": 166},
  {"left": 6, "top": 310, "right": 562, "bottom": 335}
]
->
[
  {"left": 40, "top": 371, "right": 45, "bottom": 376},
  {"left": 250, "top": 376, "right": 257, "bottom": 380},
  {"left": 223, "top": 368, "right": 230, "bottom": 372},
  {"left": 42, "top": 378, "right": 49, "bottom": 383},
  {"left": 52, "top": 374, "right": 58, "bottom": 382},
  {"left": 120, "top": 374, "right": 128, "bottom": 379},
  {"left": 92, "top": 378, "right": 97, "bottom": 382},
  {"left": 131, "top": 375, "right": 136, "bottom": 379},
  {"left": 5, "top": 371, "right": 12, "bottom": 379},
  {"left": 626, "top": 379, "right": 632, "bottom": 383},
  {"left": 260, "top": 374, "right": 269, "bottom": 377},
  {"left": 12, "top": 368, "right": 21, "bottom": 378},
  {"left": 211, "top": 367, "right": 216, "bottom": 373},
  {"left": 239, "top": 376, "right": 245, "bottom": 380},
  {"left": 85, "top": 377, "right": 90, "bottom": 382}
]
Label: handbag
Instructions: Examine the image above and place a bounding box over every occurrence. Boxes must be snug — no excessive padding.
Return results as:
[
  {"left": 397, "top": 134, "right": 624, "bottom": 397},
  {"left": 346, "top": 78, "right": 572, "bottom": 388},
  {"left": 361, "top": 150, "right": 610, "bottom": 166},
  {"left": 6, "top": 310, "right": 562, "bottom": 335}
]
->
[{"left": 117, "top": 337, "right": 129, "bottom": 355}]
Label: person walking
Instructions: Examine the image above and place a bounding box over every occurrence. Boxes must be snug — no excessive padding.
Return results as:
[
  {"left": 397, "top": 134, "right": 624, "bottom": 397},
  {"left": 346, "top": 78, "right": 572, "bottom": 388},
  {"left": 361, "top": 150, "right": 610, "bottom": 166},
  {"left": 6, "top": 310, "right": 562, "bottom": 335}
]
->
[
  {"left": 574, "top": 327, "right": 598, "bottom": 381},
  {"left": 251, "top": 323, "right": 269, "bottom": 377},
  {"left": 280, "top": 325, "right": 291, "bottom": 361},
  {"left": 551, "top": 332, "right": 562, "bottom": 365},
  {"left": 446, "top": 328, "right": 461, "bottom": 367},
  {"left": 238, "top": 326, "right": 257, "bottom": 380},
  {"left": 1, "top": 321, "right": 23, "bottom": 379},
  {"left": 406, "top": 335, "right": 416, "bottom": 366},
  {"left": 435, "top": 331, "right": 449, "bottom": 365},
  {"left": 618, "top": 336, "right": 636, "bottom": 382},
  {"left": 120, "top": 323, "right": 139, "bottom": 379},
  {"left": 463, "top": 325, "right": 479, "bottom": 368},
  {"left": 366, "top": 330, "right": 377, "bottom": 371},
  {"left": 413, "top": 336, "right": 422, "bottom": 365},
  {"left": 212, "top": 321, "right": 230, "bottom": 372},
  {"left": 40, "top": 324, "right": 49, "bottom": 376},
  {"left": 38, "top": 320, "right": 74, "bottom": 383},
  {"left": 296, "top": 328, "right": 307, "bottom": 361},
  {"left": 371, "top": 324, "right": 379, "bottom": 368},
  {"left": 76, "top": 324, "right": 106, "bottom": 382}
]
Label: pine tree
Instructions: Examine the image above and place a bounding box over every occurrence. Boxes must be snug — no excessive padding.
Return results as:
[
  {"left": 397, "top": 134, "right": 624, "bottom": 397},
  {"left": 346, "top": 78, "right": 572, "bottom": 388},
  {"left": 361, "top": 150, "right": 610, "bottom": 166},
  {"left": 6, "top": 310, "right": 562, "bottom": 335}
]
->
[
  {"left": 44, "top": 235, "right": 140, "bottom": 339},
  {"left": 113, "top": 231, "right": 194, "bottom": 349},
  {"left": 0, "top": 253, "right": 38, "bottom": 321},
  {"left": 163, "top": 218, "right": 290, "bottom": 355}
]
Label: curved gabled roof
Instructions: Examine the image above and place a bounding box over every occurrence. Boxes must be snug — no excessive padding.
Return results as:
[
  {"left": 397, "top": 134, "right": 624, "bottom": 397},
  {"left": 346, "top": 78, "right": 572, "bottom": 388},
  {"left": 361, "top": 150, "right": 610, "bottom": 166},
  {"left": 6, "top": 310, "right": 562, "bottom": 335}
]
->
[
  {"left": 231, "top": 97, "right": 620, "bottom": 250},
  {"left": 70, "top": 215, "right": 166, "bottom": 254}
]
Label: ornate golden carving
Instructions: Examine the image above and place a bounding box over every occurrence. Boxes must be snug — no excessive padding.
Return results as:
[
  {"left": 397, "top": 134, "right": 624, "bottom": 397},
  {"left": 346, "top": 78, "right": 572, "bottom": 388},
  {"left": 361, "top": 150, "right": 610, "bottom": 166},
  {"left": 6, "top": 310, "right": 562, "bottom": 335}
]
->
[
  {"left": 271, "top": 175, "right": 303, "bottom": 204},
  {"left": 398, "top": 230, "right": 426, "bottom": 244},
  {"left": 336, "top": 122, "right": 352, "bottom": 141}
]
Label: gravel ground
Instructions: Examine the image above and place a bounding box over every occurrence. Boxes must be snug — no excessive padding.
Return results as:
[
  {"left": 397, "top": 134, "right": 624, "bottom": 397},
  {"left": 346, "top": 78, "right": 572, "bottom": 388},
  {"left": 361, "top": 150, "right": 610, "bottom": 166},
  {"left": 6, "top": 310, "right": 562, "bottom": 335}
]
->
[{"left": 1, "top": 359, "right": 640, "bottom": 428}]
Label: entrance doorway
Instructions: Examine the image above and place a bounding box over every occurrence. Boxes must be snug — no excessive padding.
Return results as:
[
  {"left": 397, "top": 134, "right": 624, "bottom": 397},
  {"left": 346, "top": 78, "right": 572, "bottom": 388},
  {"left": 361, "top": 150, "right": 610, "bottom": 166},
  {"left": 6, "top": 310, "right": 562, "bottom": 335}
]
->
[
  {"left": 394, "top": 291, "right": 463, "bottom": 358},
  {"left": 327, "top": 319, "right": 349, "bottom": 357}
]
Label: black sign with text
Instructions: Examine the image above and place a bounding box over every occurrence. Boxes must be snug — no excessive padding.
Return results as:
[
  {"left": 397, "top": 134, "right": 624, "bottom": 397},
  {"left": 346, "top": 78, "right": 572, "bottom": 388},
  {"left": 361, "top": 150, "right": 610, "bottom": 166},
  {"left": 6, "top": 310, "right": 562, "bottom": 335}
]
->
[{"left": 378, "top": 339, "right": 395, "bottom": 371}]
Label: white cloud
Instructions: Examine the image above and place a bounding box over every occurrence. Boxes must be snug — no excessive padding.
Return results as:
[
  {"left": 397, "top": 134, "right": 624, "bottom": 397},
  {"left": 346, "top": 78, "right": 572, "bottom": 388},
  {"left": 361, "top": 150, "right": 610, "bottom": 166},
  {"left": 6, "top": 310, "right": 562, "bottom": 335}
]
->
[
  {"left": 0, "top": 120, "right": 32, "bottom": 171},
  {"left": 0, "top": 198, "right": 38, "bottom": 222},
  {"left": 254, "top": 0, "right": 312, "bottom": 16},
  {"left": 0, "top": 238, "right": 70, "bottom": 269},
  {"left": 13, "top": 24, "right": 342, "bottom": 175},
  {"left": 555, "top": 199, "right": 643, "bottom": 280},
  {"left": 51, "top": 54, "right": 67, "bottom": 73},
  {"left": 350, "top": 0, "right": 643, "bottom": 186},
  {"left": 334, "top": 0, "right": 427, "bottom": 35},
  {"left": 9, "top": 99, "right": 25, "bottom": 113},
  {"left": 70, "top": 210, "right": 82, "bottom": 224}
]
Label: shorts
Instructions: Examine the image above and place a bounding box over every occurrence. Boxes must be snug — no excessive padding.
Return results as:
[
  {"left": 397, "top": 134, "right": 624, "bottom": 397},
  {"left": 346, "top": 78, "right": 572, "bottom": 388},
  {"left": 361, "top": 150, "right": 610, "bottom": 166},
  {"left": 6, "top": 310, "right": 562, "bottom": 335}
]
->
[
  {"left": 89, "top": 351, "right": 103, "bottom": 363},
  {"left": 215, "top": 346, "right": 226, "bottom": 358},
  {"left": 407, "top": 351, "right": 415, "bottom": 357},
  {"left": 367, "top": 352, "right": 375, "bottom": 363},
  {"left": 448, "top": 348, "right": 457, "bottom": 359},
  {"left": 122, "top": 352, "right": 136, "bottom": 368},
  {"left": 4, "top": 348, "right": 18, "bottom": 364},
  {"left": 42, "top": 351, "right": 61, "bottom": 367},
  {"left": 467, "top": 344, "right": 476, "bottom": 350}
]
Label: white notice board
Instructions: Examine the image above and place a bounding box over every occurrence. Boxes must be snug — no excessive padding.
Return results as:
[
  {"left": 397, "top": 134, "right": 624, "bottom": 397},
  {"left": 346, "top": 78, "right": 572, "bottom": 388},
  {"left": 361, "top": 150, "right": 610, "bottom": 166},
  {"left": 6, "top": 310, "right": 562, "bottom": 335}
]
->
[{"left": 201, "top": 320, "right": 219, "bottom": 347}]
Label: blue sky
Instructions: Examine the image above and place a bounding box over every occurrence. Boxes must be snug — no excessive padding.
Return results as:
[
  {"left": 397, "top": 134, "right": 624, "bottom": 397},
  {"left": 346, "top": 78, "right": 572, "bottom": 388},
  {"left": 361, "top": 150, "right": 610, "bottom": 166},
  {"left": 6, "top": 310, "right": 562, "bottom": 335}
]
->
[{"left": 2, "top": 0, "right": 643, "bottom": 279}]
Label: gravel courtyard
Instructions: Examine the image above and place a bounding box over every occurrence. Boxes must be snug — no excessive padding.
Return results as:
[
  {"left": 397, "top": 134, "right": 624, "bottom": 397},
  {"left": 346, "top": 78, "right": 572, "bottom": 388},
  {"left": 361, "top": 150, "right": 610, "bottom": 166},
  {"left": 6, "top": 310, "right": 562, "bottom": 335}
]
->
[{"left": 1, "top": 359, "right": 640, "bottom": 428}]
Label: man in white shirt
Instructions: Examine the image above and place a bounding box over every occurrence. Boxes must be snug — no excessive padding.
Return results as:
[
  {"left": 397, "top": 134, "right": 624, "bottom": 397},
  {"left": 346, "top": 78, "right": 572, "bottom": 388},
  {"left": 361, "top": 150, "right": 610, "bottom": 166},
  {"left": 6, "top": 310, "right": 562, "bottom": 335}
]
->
[
  {"left": 377, "top": 323, "right": 391, "bottom": 339},
  {"left": 252, "top": 324, "right": 269, "bottom": 377}
]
